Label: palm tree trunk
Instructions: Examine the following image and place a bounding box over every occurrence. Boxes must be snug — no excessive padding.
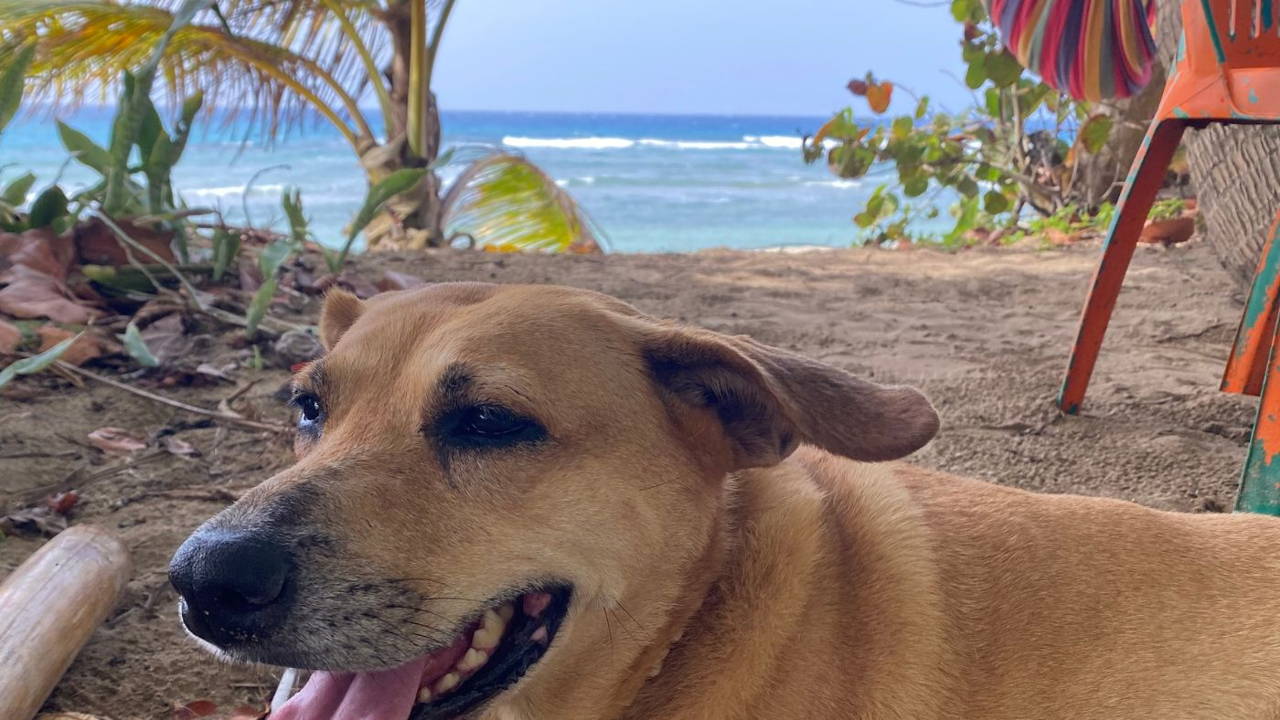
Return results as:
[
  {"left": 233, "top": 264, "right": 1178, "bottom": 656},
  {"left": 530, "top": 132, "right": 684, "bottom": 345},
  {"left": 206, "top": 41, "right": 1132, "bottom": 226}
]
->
[
  {"left": 361, "top": 0, "right": 445, "bottom": 250},
  {"left": 1155, "top": 0, "right": 1280, "bottom": 291}
]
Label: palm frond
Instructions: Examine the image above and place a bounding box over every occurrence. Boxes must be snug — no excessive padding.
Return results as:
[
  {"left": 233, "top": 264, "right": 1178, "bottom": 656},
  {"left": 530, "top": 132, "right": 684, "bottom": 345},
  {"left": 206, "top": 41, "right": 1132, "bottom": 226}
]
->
[
  {"left": 0, "top": 0, "right": 377, "bottom": 147},
  {"left": 441, "top": 152, "right": 604, "bottom": 254}
]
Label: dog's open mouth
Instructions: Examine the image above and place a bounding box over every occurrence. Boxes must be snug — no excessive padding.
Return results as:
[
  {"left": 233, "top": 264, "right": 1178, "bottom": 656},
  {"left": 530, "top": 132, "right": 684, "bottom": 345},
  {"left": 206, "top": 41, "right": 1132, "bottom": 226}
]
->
[{"left": 272, "top": 586, "right": 572, "bottom": 720}]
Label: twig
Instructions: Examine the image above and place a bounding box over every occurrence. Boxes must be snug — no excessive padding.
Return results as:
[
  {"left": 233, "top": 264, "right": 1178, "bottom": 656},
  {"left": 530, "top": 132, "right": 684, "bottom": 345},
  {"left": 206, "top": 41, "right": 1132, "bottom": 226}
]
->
[
  {"left": 93, "top": 211, "right": 207, "bottom": 311},
  {"left": 55, "top": 361, "right": 288, "bottom": 433}
]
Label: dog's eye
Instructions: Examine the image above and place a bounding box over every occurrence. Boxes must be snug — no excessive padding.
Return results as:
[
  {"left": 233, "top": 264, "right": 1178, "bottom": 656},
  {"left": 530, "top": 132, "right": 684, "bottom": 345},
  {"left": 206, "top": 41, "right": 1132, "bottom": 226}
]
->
[
  {"left": 291, "top": 393, "right": 324, "bottom": 427},
  {"left": 438, "top": 404, "right": 544, "bottom": 449}
]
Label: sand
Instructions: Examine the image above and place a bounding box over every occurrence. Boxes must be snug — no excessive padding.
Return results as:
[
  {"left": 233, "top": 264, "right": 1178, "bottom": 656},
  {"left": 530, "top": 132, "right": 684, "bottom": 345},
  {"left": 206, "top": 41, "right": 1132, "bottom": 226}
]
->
[{"left": 0, "top": 238, "right": 1257, "bottom": 717}]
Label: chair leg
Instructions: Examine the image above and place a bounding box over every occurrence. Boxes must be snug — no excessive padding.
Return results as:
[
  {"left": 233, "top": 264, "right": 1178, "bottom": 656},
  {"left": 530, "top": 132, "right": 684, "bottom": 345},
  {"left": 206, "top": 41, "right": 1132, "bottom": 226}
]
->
[
  {"left": 1222, "top": 211, "right": 1280, "bottom": 396},
  {"left": 1238, "top": 313, "right": 1280, "bottom": 515},
  {"left": 1057, "top": 120, "right": 1187, "bottom": 414}
]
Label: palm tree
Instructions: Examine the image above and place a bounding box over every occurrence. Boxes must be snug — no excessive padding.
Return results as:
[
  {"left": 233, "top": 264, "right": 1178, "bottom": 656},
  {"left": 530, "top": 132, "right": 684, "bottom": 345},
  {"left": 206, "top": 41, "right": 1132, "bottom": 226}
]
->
[{"left": 0, "top": 0, "right": 602, "bottom": 253}]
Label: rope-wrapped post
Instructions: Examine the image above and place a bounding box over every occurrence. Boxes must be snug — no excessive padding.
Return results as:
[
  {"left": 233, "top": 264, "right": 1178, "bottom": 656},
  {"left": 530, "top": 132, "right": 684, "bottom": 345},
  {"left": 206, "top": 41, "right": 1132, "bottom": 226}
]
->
[{"left": 0, "top": 525, "right": 133, "bottom": 720}]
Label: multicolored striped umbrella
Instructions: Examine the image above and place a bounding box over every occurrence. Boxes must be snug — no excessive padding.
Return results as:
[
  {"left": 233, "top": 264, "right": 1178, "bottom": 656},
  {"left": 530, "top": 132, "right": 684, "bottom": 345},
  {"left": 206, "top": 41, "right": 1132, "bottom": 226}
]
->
[{"left": 985, "top": 0, "right": 1159, "bottom": 101}]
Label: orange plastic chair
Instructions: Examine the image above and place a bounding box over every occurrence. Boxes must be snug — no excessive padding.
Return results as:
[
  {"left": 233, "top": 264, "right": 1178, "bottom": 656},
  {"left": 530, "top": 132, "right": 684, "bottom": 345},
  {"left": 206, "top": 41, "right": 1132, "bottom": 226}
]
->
[{"left": 1057, "top": 0, "right": 1280, "bottom": 512}]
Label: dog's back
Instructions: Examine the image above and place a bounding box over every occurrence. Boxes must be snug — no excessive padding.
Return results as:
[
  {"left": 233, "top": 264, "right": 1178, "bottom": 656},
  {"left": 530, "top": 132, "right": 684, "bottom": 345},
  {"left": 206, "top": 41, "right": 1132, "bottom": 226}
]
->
[{"left": 815, "top": 450, "right": 1280, "bottom": 719}]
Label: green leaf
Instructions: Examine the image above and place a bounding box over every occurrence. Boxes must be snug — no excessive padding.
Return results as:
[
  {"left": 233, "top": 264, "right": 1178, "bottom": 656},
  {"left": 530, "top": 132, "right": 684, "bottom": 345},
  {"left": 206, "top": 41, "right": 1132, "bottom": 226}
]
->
[
  {"left": 0, "top": 44, "right": 34, "bottom": 136},
  {"left": 1078, "top": 114, "right": 1114, "bottom": 154},
  {"left": 246, "top": 234, "right": 297, "bottom": 336},
  {"left": 348, "top": 168, "right": 428, "bottom": 244},
  {"left": 0, "top": 333, "right": 80, "bottom": 390},
  {"left": 986, "top": 51, "right": 1023, "bottom": 88},
  {"left": 282, "top": 187, "right": 309, "bottom": 245},
  {"left": 965, "top": 56, "right": 987, "bottom": 90},
  {"left": 1, "top": 172, "right": 35, "bottom": 206},
  {"left": 904, "top": 176, "right": 929, "bottom": 198},
  {"left": 245, "top": 276, "right": 280, "bottom": 337},
  {"left": 983, "top": 190, "right": 1010, "bottom": 214},
  {"left": 120, "top": 321, "right": 160, "bottom": 368},
  {"left": 915, "top": 97, "right": 930, "bottom": 121},
  {"left": 211, "top": 227, "right": 240, "bottom": 282},
  {"left": 892, "top": 116, "right": 914, "bottom": 140},
  {"left": 57, "top": 121, "right": 113, "bottom": 174},
  {"left": 27, "top": 186, "right": 69, "bottom": 229},
  {"left": 957, "top": 177, "right": 980, "bottom": 198}
]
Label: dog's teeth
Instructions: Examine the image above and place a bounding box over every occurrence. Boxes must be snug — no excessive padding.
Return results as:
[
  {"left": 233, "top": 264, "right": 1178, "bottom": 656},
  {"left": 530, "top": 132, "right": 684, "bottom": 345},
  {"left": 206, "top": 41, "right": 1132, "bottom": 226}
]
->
[
  {"left": 472, "top": 609, "right": 507, "bottom": 649},
  {"left": 498, "top": 603, "right": 515, "bottom": 622},
  {"left": 459, "top": 647, "right": 489, "bottom": 672},
  {"left": 417, "top": 686, "right": 433, "bottom": 703},
  {"left": 522, "top": 593, "right": 552, "bottom": 618},
  {"left": 434, "top": 672, "right": 460, "bottom": 695},
  {"left": 531, "top": 625, "right": 549, "bottom": 644}
]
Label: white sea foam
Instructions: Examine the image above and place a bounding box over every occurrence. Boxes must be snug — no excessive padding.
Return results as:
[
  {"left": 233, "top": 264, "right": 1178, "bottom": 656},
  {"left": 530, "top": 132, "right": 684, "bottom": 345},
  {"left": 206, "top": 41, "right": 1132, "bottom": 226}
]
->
[
  {"left": 638, "top": 138, "right": 756, "bottom": 150},
  {"left": 744, "top": 135, "right": 805, "bottom": 149},
  {"left": 501, "top": 135, "right": 807, "bottom": 151},
  {"left": 804, "top": 179, "right": 861, "bottom": 189},
  {"left": 186, "top": 183, "right": 286, "bottom": 199},
  {"left": 502, "top": 136, "right": 635, "bottom": 149}
]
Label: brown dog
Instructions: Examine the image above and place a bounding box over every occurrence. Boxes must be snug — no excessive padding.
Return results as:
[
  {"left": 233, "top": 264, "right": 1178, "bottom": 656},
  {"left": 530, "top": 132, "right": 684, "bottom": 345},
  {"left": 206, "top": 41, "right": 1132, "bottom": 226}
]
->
[{"left": 170, "top": 282, "right": 1280, "bottom": 720}]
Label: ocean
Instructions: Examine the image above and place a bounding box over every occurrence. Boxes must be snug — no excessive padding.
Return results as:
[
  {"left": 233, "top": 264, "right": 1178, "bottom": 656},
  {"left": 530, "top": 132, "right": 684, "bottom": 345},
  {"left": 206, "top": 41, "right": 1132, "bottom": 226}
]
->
[{"left": 1, "top": 108, "right": 891, "bottom": 253}]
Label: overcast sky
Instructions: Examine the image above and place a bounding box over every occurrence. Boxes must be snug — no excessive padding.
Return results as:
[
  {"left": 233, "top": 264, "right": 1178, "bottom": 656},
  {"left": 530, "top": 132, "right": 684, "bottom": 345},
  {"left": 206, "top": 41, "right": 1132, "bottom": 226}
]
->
[{"left": 430, "top": 0, "right": 972, "bottom": 117}]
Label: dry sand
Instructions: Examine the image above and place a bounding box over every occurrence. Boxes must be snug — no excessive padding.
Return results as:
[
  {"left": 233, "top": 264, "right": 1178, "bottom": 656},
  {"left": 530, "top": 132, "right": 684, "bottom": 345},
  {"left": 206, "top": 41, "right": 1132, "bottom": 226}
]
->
[{"left": 0, "top": 238, "right": 1257, "bottom": 717}]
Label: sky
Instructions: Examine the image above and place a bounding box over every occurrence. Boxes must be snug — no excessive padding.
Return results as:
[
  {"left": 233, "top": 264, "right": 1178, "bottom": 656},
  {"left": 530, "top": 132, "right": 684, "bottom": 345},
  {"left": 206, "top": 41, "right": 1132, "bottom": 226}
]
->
[{"left": 432, "top": 0, "right": 974, "bottom": 118}]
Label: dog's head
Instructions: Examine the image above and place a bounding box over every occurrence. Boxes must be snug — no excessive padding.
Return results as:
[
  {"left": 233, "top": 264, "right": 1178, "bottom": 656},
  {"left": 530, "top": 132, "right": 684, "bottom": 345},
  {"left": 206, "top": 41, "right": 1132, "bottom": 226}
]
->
[{"left": 168, "top": 283, "right": 938, "bottom": 719}]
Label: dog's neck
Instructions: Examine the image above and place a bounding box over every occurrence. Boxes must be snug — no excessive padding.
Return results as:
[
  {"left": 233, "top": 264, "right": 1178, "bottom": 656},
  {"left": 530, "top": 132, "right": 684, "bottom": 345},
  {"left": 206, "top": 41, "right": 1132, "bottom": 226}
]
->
[{"left": 624, "top": 450, "right": 952, "bottom": 720}]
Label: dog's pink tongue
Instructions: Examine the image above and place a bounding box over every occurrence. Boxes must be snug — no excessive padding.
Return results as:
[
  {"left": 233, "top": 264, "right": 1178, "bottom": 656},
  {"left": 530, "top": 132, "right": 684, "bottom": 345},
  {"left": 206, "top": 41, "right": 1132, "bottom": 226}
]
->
[{"left": 271, "top": 657, "right": 428, "bottom": 720}]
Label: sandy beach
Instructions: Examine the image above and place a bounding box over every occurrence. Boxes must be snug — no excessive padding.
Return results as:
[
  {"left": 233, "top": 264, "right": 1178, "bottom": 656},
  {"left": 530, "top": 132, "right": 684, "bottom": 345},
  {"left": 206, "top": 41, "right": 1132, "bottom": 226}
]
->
[{"left": 0, "top": 238, "right": 1256, "bottom": 716}]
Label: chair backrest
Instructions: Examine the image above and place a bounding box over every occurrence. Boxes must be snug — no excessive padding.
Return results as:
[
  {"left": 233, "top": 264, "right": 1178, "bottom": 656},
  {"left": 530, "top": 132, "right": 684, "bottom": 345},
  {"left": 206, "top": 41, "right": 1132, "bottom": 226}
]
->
[{"left": 1197, "top": 0, "right": 1280, "bottom": 67}]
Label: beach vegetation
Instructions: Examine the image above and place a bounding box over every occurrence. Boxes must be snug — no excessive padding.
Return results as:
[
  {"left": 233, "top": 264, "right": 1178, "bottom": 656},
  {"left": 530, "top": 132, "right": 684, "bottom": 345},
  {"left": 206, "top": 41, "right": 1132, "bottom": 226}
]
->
[
  {"left": 803, "top": 0, "right": 1149, "bottom": 247},
  {"left": 0, "top": 0, "right": 601, "bottom": 254}
]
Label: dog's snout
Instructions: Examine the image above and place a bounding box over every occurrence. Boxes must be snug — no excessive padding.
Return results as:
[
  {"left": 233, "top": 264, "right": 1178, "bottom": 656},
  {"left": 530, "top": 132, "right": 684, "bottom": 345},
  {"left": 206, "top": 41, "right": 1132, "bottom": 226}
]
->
[{"left": 169, "top": 529, "right": 294, "bottom": 646}]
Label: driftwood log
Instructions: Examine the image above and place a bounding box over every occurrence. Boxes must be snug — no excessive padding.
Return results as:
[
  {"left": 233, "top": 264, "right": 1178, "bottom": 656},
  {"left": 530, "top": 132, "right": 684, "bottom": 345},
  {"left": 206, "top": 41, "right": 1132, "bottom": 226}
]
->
[{"left": 0, "top": 525, "right": 132, "bottom": 720}]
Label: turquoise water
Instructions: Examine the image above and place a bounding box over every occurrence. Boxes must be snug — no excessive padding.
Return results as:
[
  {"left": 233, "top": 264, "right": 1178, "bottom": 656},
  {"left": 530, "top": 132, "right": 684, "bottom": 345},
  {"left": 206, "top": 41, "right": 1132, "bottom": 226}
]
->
[{"left": 1, "top": 108, "right": 885, "bottom": 252}]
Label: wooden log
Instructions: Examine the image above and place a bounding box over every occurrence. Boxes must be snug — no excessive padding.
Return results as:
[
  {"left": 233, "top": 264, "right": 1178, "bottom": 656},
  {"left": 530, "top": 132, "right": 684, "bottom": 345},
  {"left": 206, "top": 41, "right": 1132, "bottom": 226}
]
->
[{"left": 0, "top": 525, "right": 132, "bottom": 720}]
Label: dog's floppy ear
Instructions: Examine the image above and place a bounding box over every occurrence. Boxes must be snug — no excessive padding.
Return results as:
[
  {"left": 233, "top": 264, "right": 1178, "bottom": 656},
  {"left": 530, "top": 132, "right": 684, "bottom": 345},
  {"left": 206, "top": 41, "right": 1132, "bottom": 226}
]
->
[
  {"left": 319, "top": 289, "right": 364, "bottom": 350},
  {"left": 642, "top": 326, "right": 938, "bottom": 469}
]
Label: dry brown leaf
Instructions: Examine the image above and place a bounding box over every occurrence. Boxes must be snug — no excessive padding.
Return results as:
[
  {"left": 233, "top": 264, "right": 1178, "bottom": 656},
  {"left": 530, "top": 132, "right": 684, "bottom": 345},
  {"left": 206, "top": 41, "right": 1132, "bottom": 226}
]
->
[
  {"left": 227, "top": 705, "right": 269, "bottom": 720},
  {"left": 87, "top": 427, "right": 147, "bottom": 455},
  {"left": 160, "top": 435, "right": 201, "bottom": 458},
  {"left": 171, "top": 700, "right": 219, "bottom": 720},
  {"left": 37, "top": 325, "right": 105, "bottom": 366},
  {"left": 0, "top": 230, "right": 101, "bottom": 324},
  {"left": 74, "top": 217, "right": 176, "bottom": 266},
  {"left": 46, "top": 490, "right": 79, "bottom": 515},
  {"left": 0, "top": 318, "right": 21, "bottom": 355}
]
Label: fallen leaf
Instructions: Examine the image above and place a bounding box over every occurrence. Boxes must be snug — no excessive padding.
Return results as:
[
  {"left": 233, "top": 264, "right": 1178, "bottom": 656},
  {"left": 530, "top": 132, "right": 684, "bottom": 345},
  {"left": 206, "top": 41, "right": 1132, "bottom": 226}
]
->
[
  {"left": 172, "top": 700, "right": 218, "bottom": 720},
  {"left": 0, "top": 230, "right": 101, "bottom": 324},
  {"left": 74, "top": 216, "right": 176, "bottom": 266},
  {"left": 46, "top": 490, "right": 79, "bottom": 515},
  {"left": 377, "top": 270, "right": 428, "bottom": 293},
  {"left": 88, "top": 427, "right": 147, "bottom": 455},
  {"left": 37, "top": 325, "right": 105, "bottom": 366},
  {"left": 0, "top": 506, "right": 67, "bottom": 537},
  {"left": 0, "top": 318, "right": 20, "bottom": 354},
  {"left": 160, "top": 435, "right": 201, "bottom": 458},
  {"left": 195, "top": 362, "right": 234, "bottom": 382},
  {"left": 227, "top": 705, "right": 269, "bottom": 720},
  {"left": 335, "top": 271, "right": 379, "bottom": 299},
  {"left": 139, "top": 313, "right": 195, "bottom": 365}
]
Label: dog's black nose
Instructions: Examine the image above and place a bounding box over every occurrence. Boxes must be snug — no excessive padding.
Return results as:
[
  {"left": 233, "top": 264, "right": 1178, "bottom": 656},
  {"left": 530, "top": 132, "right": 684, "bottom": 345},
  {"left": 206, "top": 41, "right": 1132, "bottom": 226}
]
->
[{"left": 169, "top": 529, "right": 293, "bottom": 646}]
